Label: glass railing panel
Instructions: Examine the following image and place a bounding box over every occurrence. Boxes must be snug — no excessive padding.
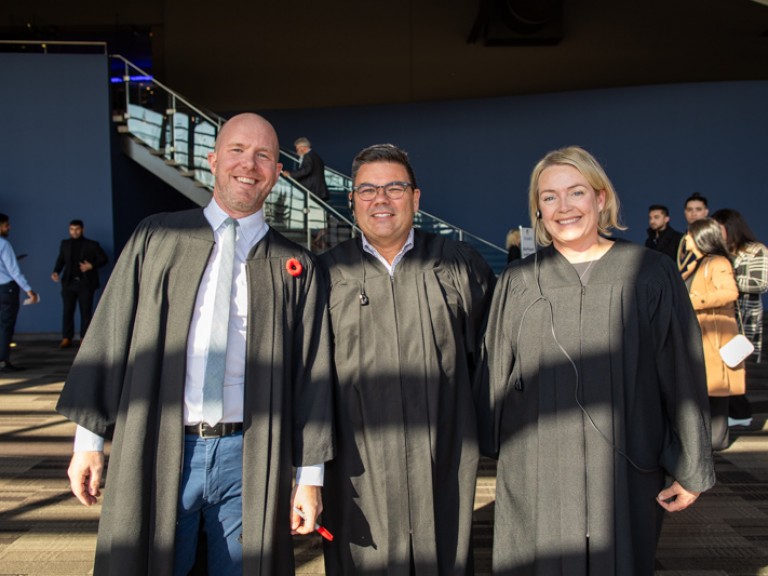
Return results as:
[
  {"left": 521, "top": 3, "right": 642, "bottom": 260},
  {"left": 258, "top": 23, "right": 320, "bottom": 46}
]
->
[
  {"left": 165, "top": 111, "right": 190, "bottom": 168},
  {"left": 265, "top": 178, "right": 355, "bottom": 252},
  {"left": 126, "top": 103, "right": 164, "bottom": 150},
  {"left": 324, "top": 169, "right": 352, "bottom": 193},
  {"left": 193, "top": 120, "right": 216, "bottom": 189}
]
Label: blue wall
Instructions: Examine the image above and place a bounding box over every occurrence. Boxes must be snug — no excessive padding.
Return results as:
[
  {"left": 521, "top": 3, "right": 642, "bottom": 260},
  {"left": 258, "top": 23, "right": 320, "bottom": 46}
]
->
[
  {"left": 265, "top": 81, "right": 768, "bottom": 250},
  {"left": 0, "top": 53, "right": 114, "bottom": 334},
  {"left": 2, "top": 52, "right": 767, "bottom": 334}
]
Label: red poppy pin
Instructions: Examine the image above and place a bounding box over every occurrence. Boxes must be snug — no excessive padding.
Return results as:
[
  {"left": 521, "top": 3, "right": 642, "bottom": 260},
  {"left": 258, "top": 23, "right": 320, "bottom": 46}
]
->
[{"left": 286, "top": 258, "right": 303, "bottom": 277}]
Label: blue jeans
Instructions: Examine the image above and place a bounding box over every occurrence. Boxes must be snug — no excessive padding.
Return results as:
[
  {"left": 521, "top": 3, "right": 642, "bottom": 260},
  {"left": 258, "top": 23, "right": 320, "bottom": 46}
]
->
[
  {"left": 0, "top": 281, "right": 20, "bottom": 363},
  {"left": 174, "top": 432, "right": 243, "bottom": 576}
]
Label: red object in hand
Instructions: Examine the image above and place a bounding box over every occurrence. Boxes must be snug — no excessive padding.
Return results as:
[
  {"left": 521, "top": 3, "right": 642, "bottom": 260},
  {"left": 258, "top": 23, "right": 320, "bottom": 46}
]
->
[
  {"left": 286, "top": 258, "right": 303, "bottom": 277},
  {"left": 293, "top": 507, "right": 334, "bottom": 541}
]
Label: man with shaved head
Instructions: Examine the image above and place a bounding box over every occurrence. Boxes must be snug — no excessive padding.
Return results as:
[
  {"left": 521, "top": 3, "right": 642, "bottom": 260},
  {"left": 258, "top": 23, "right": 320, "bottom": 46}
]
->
[{"left": 57, "top": 114, "right": 334, "bottom": 576}]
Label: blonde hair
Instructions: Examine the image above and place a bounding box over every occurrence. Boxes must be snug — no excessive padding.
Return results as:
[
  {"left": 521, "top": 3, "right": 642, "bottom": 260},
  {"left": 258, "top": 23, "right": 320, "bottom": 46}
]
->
[{"left": 528, "top": 146, "right": 626, "bottom": 246}]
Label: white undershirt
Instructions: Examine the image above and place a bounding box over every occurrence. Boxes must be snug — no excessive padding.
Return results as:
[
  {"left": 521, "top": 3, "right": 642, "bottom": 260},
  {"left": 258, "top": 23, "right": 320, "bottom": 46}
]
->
[{"left": 361, "top": 229, "right": 415, "bottom": 276}]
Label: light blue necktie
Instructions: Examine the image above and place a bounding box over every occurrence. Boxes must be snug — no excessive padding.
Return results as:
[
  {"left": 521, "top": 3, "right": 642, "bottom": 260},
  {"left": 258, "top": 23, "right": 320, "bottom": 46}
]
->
[{"left": 202, "top": 217, "right": 237, "bottom": 425}]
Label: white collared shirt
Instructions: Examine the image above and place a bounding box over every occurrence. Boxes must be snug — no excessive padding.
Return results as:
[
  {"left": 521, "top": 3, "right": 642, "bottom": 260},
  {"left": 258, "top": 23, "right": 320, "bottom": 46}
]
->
[
  {"left": 184, "top": 201, "right": 267, "bottom": 425},
  {"left": 361, "top": 228, "right": 415, "bottom": 276}
]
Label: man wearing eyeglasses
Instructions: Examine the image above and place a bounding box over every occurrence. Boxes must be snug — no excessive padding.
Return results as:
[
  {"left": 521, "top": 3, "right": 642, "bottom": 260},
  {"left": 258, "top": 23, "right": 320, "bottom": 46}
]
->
[{"left": 320, "top": 144, "right": 495, "bottom": 575}]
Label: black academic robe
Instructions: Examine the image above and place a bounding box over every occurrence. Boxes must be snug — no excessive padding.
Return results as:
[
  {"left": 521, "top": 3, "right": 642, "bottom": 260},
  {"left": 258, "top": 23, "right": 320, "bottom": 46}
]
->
[
  {"left": 320, "top": 230, "right": 495, "bottom": 576},
  {"left": 56, "top": 209, "right": 334, "bottom": 576},
  {"left": 476, "top": 241, "right": 715, "bottom": 576}
]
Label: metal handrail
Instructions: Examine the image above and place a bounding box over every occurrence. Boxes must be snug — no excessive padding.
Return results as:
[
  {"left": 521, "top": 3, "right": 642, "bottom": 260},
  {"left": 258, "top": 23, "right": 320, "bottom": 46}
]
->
[
  {"left": 417, "top": 209, "right": 506, "bottom": 254},
  {"left": 278, "top": 173, "right": 358, "bottom": 233},
  {"left": 111, "top": 55, "right": 223, "bottom": 128}
]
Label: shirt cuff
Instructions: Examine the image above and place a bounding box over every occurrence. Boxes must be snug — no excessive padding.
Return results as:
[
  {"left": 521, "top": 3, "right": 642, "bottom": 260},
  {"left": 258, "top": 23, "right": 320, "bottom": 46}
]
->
[
  {"left": 295, "top": 464, "right": 324, "bottom": 486},
  {"left": 74, "top": 425, "right": 105, "bottom": 452}
]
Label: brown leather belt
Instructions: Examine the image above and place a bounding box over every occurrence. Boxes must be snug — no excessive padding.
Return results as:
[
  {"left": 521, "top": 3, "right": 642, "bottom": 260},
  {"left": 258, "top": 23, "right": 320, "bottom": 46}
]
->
[{"left": 184, "top": 422, "right": 243, "bottom": 438}]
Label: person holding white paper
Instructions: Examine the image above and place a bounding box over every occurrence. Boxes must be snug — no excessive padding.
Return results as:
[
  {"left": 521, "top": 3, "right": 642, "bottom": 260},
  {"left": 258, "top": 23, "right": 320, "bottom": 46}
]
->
[
  {"left": 683, "top": 217, "right": 745, "bottom": 451},
  {"left": 0, "top": 213, "right": 39, "bottom": 372}
]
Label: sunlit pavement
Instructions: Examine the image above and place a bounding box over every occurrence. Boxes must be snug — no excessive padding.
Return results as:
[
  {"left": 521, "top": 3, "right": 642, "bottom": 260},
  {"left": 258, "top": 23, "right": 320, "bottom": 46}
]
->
[{"left": 2, "top": 338, "right": 768, "bottom": 575}]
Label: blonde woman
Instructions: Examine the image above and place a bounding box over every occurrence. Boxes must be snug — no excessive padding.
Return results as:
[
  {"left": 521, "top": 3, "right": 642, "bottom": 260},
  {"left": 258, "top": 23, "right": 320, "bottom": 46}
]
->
[{"left": 477, "top": 146, "right": 714, "bottom": 575}]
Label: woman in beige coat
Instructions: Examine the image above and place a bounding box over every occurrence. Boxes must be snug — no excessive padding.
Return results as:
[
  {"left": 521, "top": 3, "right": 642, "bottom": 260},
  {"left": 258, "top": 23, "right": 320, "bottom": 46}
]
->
[{"left": 684, "top": 218, "right": 746, "bottom": 450}]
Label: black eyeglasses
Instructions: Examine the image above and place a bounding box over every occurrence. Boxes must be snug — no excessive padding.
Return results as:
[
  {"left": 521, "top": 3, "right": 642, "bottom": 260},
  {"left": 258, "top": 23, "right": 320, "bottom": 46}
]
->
[{"left": 352, "top": 181, "right": 412, "bottom": 201}]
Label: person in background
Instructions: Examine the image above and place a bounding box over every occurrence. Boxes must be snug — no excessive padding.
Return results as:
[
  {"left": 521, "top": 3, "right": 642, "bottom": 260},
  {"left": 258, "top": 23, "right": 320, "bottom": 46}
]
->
[
  {"left": 506, "top": 228, "right": 522, "bottom": 263},
  {"left": 683, "top": 217, "right": 745, "bottom": 450},
  {"left": 678, "top": 192, "right": 710, "bottom": 276},
  {"left": 51, "top": 219, "right": 108, "bottom": 348},
  {"left": 645, "top": 204, "right": 683, "bottom": 261},
  {"left": 712, "top": 208, "right": 768, "bottom": 428},
  {"left": 283, "top": 137, "right": 329, "bottom": 200},
  {"left": 56, "top": 114, "right": 334, "bottom": 576},
  {"left": 0, "top": 213, "right": 40, "bottom": 372},
  {"left": 320, "top": 143, "right": 495, "bottom": 575},
  {"left": 477, "top": 146, "right": 714, "bottom": 575},
  {"left": 283, "top": 137, "right": 331, "bottom": 251}
]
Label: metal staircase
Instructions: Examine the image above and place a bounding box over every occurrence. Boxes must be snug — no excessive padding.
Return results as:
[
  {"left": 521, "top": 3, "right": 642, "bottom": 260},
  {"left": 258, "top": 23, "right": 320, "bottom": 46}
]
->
[{"left": 111, "top": 55, "right": 507, "bottom": 272}]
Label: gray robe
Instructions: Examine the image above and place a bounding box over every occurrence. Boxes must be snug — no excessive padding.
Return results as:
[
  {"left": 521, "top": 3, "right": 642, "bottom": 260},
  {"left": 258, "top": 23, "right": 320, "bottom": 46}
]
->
[
  {"left": 476, "top": 241, "right": 715, "bottom": 576},
  {"left": 56, "top": 209, "right": 334, "bottom": 576},
  {"left": 320, "top": 230, "right": 495, "bottom": 575}
]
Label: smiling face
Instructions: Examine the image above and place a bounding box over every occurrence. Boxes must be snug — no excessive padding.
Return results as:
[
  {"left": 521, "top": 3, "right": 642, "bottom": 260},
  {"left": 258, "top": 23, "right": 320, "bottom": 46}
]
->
[
  {"left": 351, "top": 161, "right": 420, "bottom": 261},
  {"left": 207, "top": 114, "right": 283, "bottom": 219},
  {"left": 537, "top": 164, "right": 606, "bottom": 254}
]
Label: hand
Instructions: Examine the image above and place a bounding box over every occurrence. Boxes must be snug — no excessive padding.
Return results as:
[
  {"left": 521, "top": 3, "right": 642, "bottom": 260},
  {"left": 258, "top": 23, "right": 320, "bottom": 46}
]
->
[
  {"left": 656, "top": 480, "right": 700, "bottom": 512},
  {"left": 24, "top": 291, "right": 40, "bottom": 305},
  {"left": 290, "top": 484, "right": 322, "bottom": 535},
  {"left": 51, "top": 272, "right": 60, "bottom": 282},
  {"left": 68, "top": 451, "right": 105, "bottom": 507},
  {"left": 79, "top": 260, "right": 93, "bottom": 272}
]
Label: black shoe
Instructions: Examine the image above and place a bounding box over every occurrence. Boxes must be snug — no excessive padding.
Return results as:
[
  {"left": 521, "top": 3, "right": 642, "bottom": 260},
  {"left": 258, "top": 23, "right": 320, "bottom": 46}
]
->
[{"left": 0, "top": 361, "right": 24, "bottom": 372}]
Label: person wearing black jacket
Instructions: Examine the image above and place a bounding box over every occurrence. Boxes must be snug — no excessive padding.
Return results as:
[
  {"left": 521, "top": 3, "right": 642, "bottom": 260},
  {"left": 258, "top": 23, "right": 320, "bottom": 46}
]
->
[
  {"left": 283, "top": 137, "right": 329, "bottom": 200},
  {"left": 51, "top": 220, "right": 108, "bottom": 348},
  {"left": 645, "top": 204, "right": 683, "bottom": 261}
]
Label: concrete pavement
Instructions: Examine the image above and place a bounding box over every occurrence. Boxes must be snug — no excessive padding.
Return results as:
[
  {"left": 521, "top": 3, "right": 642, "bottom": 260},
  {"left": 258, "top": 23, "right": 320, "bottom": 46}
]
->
[{"left": 2, "top": 338, "right": 768, "bottom": 575}]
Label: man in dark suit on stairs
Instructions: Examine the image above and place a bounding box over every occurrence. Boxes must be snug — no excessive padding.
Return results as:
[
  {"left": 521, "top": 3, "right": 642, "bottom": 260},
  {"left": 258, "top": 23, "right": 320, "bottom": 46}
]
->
[
  {"left": 51, "top": 219, "right": 108, "bottom": 348},
  {"left": 283, "top": 137, "right": 331, "bottom": 250},
  {"left": 283, "top": 137, "right": 329, "bottom": 200}
]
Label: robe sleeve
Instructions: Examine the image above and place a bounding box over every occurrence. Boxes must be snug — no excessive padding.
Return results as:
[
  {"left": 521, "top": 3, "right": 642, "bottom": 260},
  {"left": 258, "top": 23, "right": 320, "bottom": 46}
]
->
[
  {"left": 451, "top": 242, "right": 496, "bottom": 374},
  {"left": 474, "top": 264, "right": 524, "bottom": 459},
  {"left": 290, "top": 254, "right": 335, "bottom": 467},
  {"left": 652, "top": 255, "right": 716, "bottom": 492},
  {"left": 55, "top": 217, "right": 154, "bottom": 438}
]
